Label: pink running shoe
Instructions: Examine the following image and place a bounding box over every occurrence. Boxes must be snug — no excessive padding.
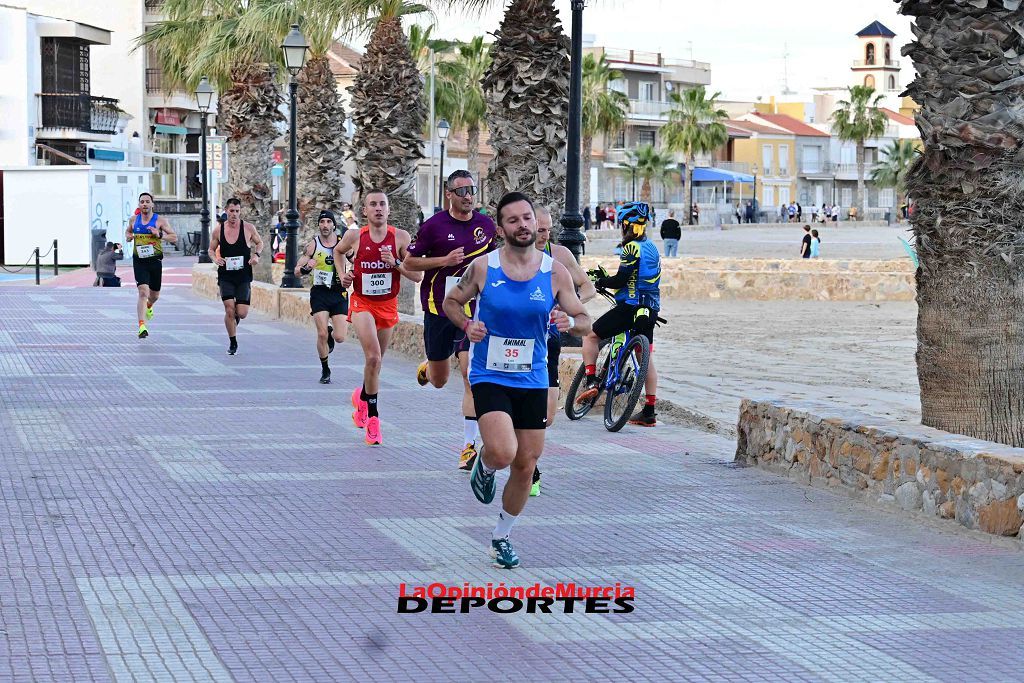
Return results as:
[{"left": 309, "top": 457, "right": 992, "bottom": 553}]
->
[
  {"left": 365, "top": 416, "right": 382, "bottom": 446},
  {"left": 351, "top": 387, "right": 368, "bottom": 428}
]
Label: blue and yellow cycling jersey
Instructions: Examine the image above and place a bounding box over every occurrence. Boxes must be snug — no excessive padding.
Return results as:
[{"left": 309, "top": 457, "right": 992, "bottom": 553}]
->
[{"left": 611, "top": 238, "right": 661, "bottom": 310}]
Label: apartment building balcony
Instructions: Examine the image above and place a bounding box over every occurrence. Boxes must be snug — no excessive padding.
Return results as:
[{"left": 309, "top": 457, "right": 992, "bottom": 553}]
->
[
  {"left": 36, "top": 93, "right": 120, "bottom": 142},
  {"left": 798, "top": 163, "right": 872, "bottom": 180},
  {"left": 145, "top": 0, "right": 165, "bottom": 14},
  {"left": 145, "top": 68, "right": 202, "bottom": 112},
  {"left": 599, "top": 47, "right": 711, "bottom": 85},
  {"left": 627, "top": 99, "right": 673, "bottom": 122}
]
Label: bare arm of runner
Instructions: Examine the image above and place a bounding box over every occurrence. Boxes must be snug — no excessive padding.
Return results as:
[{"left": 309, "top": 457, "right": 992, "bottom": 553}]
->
[
  {"left": 209, "top": 225, "right": 225, "bottom": 267},
  {"left": 394, "top": 231, "right": 423, "bottom": 283},
  {"left": 294, "top": 239, "right": 317, "bottom": 276},
  {"left": 552, "top": 243, "right": 597, "bottom": 303},
  {"left": 334, "top": 230, "right": 359, "bottom": 288},
  {"left": 551, "top": 261, "right": 592, "bottom": 337},
  {"left": 442, "top": 259, "right": 486, "bottom": 342},
  {"left": 246, "top": 223, "right": 265, "bottom": 259},
  {"left": 157, "top": 216, "right": 177, "bottom": 245}
]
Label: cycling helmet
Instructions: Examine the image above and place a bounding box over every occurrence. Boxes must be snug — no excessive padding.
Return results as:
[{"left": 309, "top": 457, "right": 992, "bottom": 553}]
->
[{"left": 617, "top": 202, "right": 651, "bottom": 238}]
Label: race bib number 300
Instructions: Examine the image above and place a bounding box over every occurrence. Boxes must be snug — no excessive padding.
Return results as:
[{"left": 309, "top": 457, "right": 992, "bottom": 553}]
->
[
  {"left": 486, "top": 336, "right": 534, "bottom": 373},
  {"left": 137, "top": 245, "right": 156, "bottom": 259},
  {"left": 225, "top": 255, "right": 245, "bottom": 271},
  {"left": 362, "top": 271, "right": 392, "bottom": 296}
]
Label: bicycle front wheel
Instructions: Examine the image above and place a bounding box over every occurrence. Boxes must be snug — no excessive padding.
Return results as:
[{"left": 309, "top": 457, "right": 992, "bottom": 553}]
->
[
  {"left": 564, "top": 342, "right": 611, "bottom": 421},
  {"left": 603, "top": 334, "right": 650, "bottom": 432}
]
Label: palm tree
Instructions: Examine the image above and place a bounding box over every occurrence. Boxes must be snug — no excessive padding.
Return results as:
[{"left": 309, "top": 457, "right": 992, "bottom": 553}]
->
[
  {"left": 346, "top": 0, "right": 429, "bottom": 239},
  {"left": 483, "top": 0, "right": 570, "bottom": 224},
  {"left": 433, "top": 36, "right": 490, "bottom": 182},
  {"left": 830, "top": 85, "right": 887, "bottom": 220},
  {"left": 623, "top": 145, "right": 675, "bottom": 203},
  {"left": 138, "top": 0, "right": 284, "bottom": 281},
  {"left": 235, "top": 0, "right": 352, "bottom": 244},
  {"left": 901, "top": 1, "right": 1024, "bottom": 446},
  {"left": 581, "top": 53, "right": 627, "bottom": 219},
  {"left": 870, "top": 139, "right": 917, "bottom": 220},
  {"left": 407, "top": 23, "right": 454, "bottom": 73},
  {"left": 662, "top": 86, "right": 729, "bottom": 224}
]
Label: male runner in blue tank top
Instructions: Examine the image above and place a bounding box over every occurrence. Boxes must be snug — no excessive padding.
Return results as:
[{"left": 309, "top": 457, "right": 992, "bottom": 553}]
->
[
  {"left": 125, "top": 192, "right": 177, "bottom": 339},
  {"left": 443, "top": 192, "right": 591, "bottom": 569}
]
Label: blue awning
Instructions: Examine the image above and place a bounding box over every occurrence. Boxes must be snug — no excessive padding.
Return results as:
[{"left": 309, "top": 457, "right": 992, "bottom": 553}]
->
[
  {"left": 88, "top": 148, "right": 124, "bottom": 161},
  {"left": 692, "top": 167, "right": 754, "bottom": 183},
  {"left": 154, "top": 124, "right": 188, "bottom": 135}
]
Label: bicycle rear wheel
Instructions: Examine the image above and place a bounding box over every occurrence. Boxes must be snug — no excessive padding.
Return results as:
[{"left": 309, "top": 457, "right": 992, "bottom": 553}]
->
[
  {"left": 603, "top": 334, "right": 651, "bottom": 432},
  {"left": 564, "top": 342, "right": 611, "bottom": 421}
]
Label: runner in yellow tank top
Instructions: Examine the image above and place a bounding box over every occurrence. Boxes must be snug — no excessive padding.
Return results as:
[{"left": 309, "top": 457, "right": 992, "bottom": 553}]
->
[{"left": 125, "top": 192, "right": 176, "bottom": 338}]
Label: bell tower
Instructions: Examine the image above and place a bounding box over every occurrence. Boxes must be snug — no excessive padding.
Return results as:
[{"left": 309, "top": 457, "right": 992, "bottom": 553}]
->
[{"left": 852, "top": 20, "right": 900, "bottom": 94}]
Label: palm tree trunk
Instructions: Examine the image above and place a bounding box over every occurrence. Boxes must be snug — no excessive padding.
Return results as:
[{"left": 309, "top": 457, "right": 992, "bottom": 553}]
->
[
  {"left": 297, "top": 55, "right": 347, "bottom": 245},
  {"left": 903, "top": 0, "right": 1024, "bottom": 446},
  {"left": 580, "top": 133, "right": 594, "bottom": 219},
  {"left": 641, "top": 178, "right": 651, "bottom": 202},
  {"left": 483, "top": 0, "right": 569, "bottom": 215},
  {"left": 221, "top": 64, "right": 283, "bottom": 283},
  {"left": 467, "top": 123, "right": 481, "bottom": 183},
  {"left": 686, "top": 155, "right": 695, "bottom": 225},
  {"left": 855, "top": 140, "right": 865, "bottom": 221}
]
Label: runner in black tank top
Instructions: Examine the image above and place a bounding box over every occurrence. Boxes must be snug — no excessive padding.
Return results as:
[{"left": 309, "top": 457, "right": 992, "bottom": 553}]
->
[{"left": 211, "top": 199, "right": 263, "bottom": 355}]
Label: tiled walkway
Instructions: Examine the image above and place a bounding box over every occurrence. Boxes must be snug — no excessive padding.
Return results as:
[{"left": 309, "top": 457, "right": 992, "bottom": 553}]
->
[{"left": 0, "top": 285, "right": 1022, "bottom": 682}]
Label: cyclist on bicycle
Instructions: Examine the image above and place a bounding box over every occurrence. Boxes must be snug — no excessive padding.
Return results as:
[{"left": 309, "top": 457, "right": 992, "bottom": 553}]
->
[{"left": 577, "top": 201, "right": 661, "bottom": 427}]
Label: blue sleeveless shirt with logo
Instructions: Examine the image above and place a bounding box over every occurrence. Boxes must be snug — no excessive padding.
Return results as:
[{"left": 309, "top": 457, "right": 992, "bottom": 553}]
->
[{"left": 469, "top": 251, "right": 554, "bottom": 389}]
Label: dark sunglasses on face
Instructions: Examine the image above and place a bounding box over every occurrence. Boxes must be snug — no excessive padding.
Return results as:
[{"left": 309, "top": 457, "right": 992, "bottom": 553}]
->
[{"left": 450, "top": 185, "right": 477, "bottom": 198}]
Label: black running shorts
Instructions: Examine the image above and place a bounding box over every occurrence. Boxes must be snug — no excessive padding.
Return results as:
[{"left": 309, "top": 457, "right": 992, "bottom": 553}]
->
[
  {"left": 310, "top": 287, "right": 348, "bottom": 317},
  {"left": 547, "top": 335, "right": 561, "bottom": 388},
  {"left": 218, "top": 279, "right": 251, "bottom": 305},
  {"left": 133, "top": 257, "right": 163, "bottom": 291},
  {"left": 423, "top": 312, "right": 470, "bottom": 361},
  {"left": 592, "top": 303, "right": 657, "bottom": 344},
  {"left": 471, "top": 382, "right": 548, "bottom": 430}
]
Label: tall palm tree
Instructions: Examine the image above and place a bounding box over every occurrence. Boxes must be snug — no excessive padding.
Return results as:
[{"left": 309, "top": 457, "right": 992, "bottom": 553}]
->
[
  {"left": 830, "top": 85, "right": 887, "bottom": 220},
  {"left": 900, "top": 0, "right": 1024, "bottom": 446},
  {"left": 624, "top": 144, "right": 675, "bottom": 203},
  {"left": 870, "top": 139, "right": 917, "bottom": 219},
  {"left": 483, "top": 0, "right": 569, "bottom": 224},
  {"left": 434, "top": 36, "right": 490, "bottom": 182},
  {"left": 347, "top": 0, "right": 430, "bottom": 241},
  {"left": 407, "top": 23, "right": 454, "bottom": 73},
  {"left": 235, "top": 1, "right": 352, "bottom": 243},
  {"left": 138, "top": 0, "right": 284, "bottom": 281},
  {"left": 581, "top": 53, "right": 627, "bottom": 218},
  {"left": 663, "top": 86, "right": 728, "bottom": 224}
]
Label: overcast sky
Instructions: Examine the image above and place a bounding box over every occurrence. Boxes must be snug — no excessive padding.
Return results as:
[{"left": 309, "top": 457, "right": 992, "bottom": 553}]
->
[{"left": 419, "top": 0, "right": 916, "bottom": 101}]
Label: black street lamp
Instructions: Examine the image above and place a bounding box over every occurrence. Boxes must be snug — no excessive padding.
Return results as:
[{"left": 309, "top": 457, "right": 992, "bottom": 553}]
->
[
  {"left": 279, "top": 23, "right": 308, "bottom": 289},
  {"left": 436, "top": 119, "right": 450, "bottom": 210},
  {"left": 631, "top": 167, "right": 637, "bottom": 202},
  {"left": 194, "top": 76, "right": 214, "bottom": 264},
  {"left": 558, "top": 0, "right": 587, "bottom": 263},
  {"left": 751, "top": 163, "right": 758, "bottom": 223}
]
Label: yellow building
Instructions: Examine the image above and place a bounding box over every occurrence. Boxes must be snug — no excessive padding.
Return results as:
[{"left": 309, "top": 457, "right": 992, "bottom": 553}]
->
[{"left": 726, "top": 117, "right": 797, "bottom": 214}]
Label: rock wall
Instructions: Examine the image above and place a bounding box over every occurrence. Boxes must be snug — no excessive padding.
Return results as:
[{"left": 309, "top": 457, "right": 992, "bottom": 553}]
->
[
  {"left": 736, "top": 398, "right": 1024, "bottom": 540},
  {"left": 580, "top": 256, "right": 915, "bottom": 301}
]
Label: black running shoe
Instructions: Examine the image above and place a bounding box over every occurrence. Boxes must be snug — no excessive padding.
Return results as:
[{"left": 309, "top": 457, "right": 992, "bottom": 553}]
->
[
  {"left": 228, "top": 339, "right": 238, "bottom": 355},
  {"left": 628, "top": 411, "right": 657, "bottom": 427},
  {"left": 327, "top": 325, "right": 335, "bottom": 354},
  {"left": 319, "top": 369, "right": 331, "bottom": 384}
]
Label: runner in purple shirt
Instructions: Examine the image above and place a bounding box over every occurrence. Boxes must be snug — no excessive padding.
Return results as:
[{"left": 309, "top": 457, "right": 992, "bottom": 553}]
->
[{"left": 405, "top": 170, "right": 498, "bottom": 470}]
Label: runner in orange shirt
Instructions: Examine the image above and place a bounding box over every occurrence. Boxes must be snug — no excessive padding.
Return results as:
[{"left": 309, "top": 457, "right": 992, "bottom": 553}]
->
[{"left": 334, "top": 189, "right": 422, "bottom": 445}]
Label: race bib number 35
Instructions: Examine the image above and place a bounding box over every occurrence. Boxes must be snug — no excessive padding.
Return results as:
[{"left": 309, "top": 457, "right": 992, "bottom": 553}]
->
[
  {"left": 362, "top": 271, "right": 392, "bottom": 296},
  {"left": 486, "top": 336, "right": 534, "bottom": 373},
  {"left": 225, "top": 255, "right": 244, "bottom": 271},
  {"left": 137, "top": 245, "right": 155, "bottom": 259}
]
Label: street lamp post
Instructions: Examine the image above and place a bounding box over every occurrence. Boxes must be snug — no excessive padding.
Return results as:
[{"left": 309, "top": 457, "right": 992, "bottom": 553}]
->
[
  {"left": 752, "top": 163, "right": 758, "bottom": 223},
  {"left": 631, "top": 168, "right": 637, "bottom": 201},
  {"left": 558, "top": 0, "right": 587, "bottom": 264},
  {"left": 279, "top": 23, "right": 308, "bottom": 289},
  {"left": 436, "top": 119, "right": 450, "bottom": 210},
  {"left": 194, "top": 77, "right": 214, "bottom": 264}
]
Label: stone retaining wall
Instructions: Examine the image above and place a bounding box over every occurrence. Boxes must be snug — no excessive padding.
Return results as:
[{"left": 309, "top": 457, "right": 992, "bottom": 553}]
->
[
  {"left": 580, "top": 256, "right": 915, "bottom": 301},
  {"left": 736, "top": 398, "right": 1024, "bottom": 541}
]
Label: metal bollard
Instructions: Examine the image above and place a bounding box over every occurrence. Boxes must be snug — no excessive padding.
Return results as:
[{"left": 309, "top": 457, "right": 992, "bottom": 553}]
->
[
  {"left": 34, "top": 247, "right": 40, "bottom": 285},
  {"left": 53, "top": 239, "right": 58, "bottom": 276}
]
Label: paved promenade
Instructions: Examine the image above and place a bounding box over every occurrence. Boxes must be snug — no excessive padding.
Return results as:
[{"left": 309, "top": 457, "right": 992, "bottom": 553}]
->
[{"left": 1, "top": 284, "right": 1023, "bottom": 682}]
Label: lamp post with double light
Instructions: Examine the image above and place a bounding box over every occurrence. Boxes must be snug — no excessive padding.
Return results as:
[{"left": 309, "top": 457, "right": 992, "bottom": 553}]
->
[
  {"left": 436, "top": 118, "right": 450, "bottom": 210},
  {"left": 194, "top": 77, "right": 214, "bottom": 263},
  {"left": 279, "top": 23, "right": 308, "bottom": 289}
]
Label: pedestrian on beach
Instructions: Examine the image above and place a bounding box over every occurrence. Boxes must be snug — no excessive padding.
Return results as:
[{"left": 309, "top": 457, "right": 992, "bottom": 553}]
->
[
  {"left": 800, "top": 225, "right": 812, "bottom": 259},
  {"left": 660, "top": 210, "right": 681, "bottom": 258},
  {"left": 94, "top": 242, "right": 123, "bottom": 287},
  {"left": 810, "top": 229, "right": 821, "bottom": 258}
]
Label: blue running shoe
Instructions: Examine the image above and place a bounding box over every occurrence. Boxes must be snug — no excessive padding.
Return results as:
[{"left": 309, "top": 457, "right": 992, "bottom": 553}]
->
[
  {"left": 490, "top": 537, "right": 520, "bottom": 569},
  {"left": 470, "top": 445, "right": 495, "bottom": 504}
]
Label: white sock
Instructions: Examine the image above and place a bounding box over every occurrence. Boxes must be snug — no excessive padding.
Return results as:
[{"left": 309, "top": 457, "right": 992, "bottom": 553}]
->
[
  {"left": 492, "top": 509, "right": 517, "bottom": 540},
  {"left": 464, "top": 417, "right": 478, "bottom": 446}
]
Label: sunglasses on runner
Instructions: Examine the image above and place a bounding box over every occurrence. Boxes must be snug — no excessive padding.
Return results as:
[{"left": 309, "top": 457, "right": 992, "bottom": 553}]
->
[{"left": 449, "top": 186, "right": 477, "bottom": 198}]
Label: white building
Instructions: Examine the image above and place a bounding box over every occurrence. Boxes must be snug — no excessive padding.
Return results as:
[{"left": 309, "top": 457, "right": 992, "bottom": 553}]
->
[{"left": 0, "top": 3, "right": 153, "bottom": 265}]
